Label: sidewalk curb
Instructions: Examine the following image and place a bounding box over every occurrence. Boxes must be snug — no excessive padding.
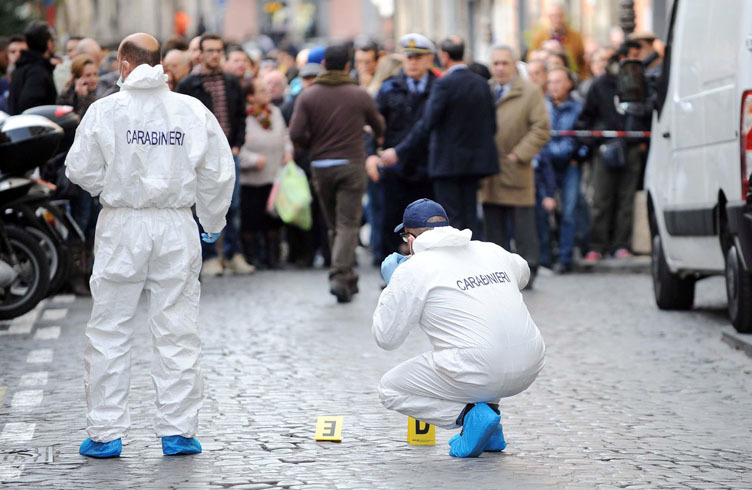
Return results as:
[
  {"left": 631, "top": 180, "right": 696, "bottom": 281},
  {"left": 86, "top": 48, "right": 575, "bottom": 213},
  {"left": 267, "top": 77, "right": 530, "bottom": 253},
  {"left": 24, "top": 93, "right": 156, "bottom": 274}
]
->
[{"left": 722, "top": 328, "right": 752, "bottom": 359}]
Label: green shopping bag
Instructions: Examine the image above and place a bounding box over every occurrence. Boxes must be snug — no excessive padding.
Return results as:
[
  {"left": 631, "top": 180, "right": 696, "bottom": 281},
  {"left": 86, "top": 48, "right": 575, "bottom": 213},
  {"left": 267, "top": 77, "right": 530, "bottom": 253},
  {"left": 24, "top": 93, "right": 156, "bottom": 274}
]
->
[{"left": 273, "top": 162, "right": 312, "bottom": 230}]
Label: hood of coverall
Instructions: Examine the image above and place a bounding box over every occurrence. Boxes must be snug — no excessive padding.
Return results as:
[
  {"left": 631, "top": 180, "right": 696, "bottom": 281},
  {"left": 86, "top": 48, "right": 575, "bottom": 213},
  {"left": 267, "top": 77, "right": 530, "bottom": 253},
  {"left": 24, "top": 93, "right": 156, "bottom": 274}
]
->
[
  {"left": 412, "top": 226, "right": 472, "bottom": 254},
  {"left": 120, "top": 64, "right": 169, "bottom": 90}
]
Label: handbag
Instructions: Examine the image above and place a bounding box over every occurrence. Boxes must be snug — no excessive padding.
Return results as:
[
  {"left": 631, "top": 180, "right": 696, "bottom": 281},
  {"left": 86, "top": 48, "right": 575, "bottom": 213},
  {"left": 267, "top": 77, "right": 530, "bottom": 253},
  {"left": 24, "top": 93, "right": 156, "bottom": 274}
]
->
[{"left": 599, "top": 140, "right": 627, "bottom": 170}]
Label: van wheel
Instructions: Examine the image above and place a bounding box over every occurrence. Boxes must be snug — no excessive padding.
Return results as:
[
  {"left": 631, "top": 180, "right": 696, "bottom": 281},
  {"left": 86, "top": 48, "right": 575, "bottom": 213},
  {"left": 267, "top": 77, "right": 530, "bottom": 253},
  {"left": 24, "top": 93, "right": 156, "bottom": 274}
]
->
[
  {"left": 652, "top": 233, "right": 695, "bottom": 310},
  {"left": 725, "top": 244, "right": 752, "bottom": 333}
]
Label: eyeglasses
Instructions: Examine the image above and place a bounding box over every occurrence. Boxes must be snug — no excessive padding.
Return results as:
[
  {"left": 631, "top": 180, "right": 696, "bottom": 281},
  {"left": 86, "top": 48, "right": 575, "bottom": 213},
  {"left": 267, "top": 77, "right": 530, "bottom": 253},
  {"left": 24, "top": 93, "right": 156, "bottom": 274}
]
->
[{"left": 400, "top": 232, "right": 416, "bottom": 243}]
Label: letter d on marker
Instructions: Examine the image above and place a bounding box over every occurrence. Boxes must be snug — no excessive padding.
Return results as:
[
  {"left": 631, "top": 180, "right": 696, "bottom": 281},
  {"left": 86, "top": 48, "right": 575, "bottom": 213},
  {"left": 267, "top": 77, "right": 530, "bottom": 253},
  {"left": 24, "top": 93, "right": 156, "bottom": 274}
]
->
[{"left": 407, "top": 417, "right": 435, "bottom": 445}]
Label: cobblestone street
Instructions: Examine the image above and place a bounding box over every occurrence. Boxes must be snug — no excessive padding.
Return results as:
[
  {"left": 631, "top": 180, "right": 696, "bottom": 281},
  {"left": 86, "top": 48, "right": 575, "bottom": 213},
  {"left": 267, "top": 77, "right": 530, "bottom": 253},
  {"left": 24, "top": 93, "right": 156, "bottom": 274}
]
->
[{"left": 1, "top": 255, "right": 751, "bottom": 489}]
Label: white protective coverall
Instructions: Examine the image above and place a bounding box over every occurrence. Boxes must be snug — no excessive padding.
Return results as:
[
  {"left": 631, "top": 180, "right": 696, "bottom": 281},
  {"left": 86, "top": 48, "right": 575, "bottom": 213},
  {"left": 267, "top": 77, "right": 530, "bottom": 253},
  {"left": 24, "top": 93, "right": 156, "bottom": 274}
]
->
[
  {"left": 372, "top": 226, "right": 545, "bottom": 428},
  {"left": 65, "top": 64, "right": 235, "bottom": 442}
]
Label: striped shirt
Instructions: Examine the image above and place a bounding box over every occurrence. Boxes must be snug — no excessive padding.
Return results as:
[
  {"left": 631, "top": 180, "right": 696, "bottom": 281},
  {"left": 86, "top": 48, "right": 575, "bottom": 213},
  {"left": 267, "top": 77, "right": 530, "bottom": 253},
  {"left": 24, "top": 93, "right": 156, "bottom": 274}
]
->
[{"left": 201, "top": 73, "right": 231, "bottom": 141}]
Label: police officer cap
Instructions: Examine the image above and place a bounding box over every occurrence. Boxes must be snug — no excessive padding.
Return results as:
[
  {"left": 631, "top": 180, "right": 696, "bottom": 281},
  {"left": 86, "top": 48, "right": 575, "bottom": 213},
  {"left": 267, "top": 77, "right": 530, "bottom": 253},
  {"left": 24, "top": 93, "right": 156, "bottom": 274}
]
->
[
  {"left": 399, "top": 33, "right": 435, "bottom": 57},
  {"left": 394, "top": 198, "right": 450, "bottom": 232}
]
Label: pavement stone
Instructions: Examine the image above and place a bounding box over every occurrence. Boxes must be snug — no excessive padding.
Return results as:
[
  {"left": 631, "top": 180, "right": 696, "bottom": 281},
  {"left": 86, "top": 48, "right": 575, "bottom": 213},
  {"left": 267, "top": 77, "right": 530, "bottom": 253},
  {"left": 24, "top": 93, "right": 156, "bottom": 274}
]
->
[{"left": 0, "top": 252, "right": 749, "bottom": 488}]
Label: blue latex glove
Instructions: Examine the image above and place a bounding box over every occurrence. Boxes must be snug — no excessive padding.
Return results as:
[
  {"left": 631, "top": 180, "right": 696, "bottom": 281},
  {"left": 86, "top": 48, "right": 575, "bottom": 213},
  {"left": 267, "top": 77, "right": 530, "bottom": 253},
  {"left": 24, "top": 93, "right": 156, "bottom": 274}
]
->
[
  {"left": 201, "top": 232, "right": 220, "bottom": 243},
  {"left": 381, "top": 253, "right": 409, "bottom": 285}
]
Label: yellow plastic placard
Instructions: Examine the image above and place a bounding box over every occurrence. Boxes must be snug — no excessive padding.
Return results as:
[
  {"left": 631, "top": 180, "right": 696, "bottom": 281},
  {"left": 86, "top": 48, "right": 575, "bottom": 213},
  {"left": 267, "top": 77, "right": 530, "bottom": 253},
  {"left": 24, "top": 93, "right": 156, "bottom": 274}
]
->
[
  {"left": 407, "top": 417, "right": 435, "bottom": 445},
  {"left": 315, "top": 416, "right": 343, "bottom": 442}
]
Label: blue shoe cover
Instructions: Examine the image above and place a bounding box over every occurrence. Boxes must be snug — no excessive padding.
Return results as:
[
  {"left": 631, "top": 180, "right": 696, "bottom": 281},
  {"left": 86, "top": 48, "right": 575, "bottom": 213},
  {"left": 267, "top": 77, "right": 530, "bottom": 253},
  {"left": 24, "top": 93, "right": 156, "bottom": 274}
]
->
[
  {"left": 448, "top": 403, "right": 500, "bottom": 458},
  {"left": 79, "top": 438, "right": 121, "bottom": 458},
  {"left": 448, "top": 424, "right": 507, "bottom": 452},
  {"left": 484, "top": 424, "right": 507, "bottom": 452},
  {"left": 162, "top": 435, "right": 202, "bottom": 455}
]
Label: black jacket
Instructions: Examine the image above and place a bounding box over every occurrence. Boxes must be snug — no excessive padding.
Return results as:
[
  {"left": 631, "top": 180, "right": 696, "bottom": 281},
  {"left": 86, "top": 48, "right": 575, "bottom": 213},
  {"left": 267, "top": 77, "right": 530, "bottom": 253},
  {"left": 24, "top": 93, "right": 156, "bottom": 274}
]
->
[
  {"left": 176, "top": 72, "right": 245, "bottom": 149},
  {"left": 8, "top": 50, "right": 57, "bottom": 115},
  {"left": 576, "top": 72, "right": 651, "bottom": 133},
  {"left": 372, "top": 70, "right": 437, "bottom": 181},
  {"left": 395, "top": 66, "right": 498, "bottom": 179}
]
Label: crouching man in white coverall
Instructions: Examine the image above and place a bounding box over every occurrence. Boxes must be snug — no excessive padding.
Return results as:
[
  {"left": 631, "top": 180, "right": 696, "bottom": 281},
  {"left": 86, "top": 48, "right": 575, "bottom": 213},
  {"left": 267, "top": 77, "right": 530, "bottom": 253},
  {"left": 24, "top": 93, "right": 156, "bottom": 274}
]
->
[
  {"left": 65, "top": 33, "right": 235, "bottom": 458},
  {"left": 373, "top": 198, "right": 545, "bottom": 458}
]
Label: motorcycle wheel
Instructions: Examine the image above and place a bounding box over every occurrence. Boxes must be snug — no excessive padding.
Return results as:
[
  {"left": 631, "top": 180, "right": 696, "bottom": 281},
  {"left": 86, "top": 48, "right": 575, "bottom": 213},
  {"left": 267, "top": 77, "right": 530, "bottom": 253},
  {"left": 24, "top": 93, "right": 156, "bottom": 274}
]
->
[
  {"left": 24, "top": 226, "right": 71, "bottom": 297},
  {"left": 0, "top": 226, "right": 51, "bottom": 320}
]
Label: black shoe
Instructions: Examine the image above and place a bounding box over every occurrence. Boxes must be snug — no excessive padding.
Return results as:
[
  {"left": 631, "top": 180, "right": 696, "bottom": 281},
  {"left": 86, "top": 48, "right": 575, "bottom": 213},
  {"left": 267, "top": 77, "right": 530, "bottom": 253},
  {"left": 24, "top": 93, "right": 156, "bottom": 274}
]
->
[{"left": 330, "top": 285, "right": 352, "bottom": 303}]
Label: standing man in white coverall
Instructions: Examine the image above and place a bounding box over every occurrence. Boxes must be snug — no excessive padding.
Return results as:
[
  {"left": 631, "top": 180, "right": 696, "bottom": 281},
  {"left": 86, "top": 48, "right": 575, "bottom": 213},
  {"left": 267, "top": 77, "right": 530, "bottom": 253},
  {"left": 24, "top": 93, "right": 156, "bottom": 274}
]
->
[
  {"left": 65, "top": 33, "right": 235, "bottom": 458},
  {"left": 373, "top": 199, "right": 546, "bottom": 458}
]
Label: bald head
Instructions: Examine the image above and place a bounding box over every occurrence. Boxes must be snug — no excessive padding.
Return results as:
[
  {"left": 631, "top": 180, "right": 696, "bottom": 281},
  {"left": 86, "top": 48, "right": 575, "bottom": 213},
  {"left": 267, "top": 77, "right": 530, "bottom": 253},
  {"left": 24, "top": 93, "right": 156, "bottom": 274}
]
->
[
  {"left": 118, "top": 33, "right": 160, "bottom": 67},
  {"left": 73, "top": 38, "right": 103, "bottom": 65},
  {"left": 164, "top": 49, "right": 191, "bottom": 89}
]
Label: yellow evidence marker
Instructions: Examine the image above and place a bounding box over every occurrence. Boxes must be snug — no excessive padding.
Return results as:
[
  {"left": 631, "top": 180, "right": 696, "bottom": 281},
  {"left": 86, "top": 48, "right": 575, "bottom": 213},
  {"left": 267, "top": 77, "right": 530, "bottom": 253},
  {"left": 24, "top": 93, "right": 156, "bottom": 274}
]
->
[
  {"left": 315, "top": 416, "right": 344, "bottom": 442},
  {"left": 407, "top": 417, "right": 435, "bottom": 445}
]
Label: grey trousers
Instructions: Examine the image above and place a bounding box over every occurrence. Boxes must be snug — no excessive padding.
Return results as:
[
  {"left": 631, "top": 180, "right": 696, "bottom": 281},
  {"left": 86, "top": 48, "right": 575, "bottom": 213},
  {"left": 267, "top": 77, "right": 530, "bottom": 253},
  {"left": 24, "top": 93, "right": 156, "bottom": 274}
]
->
[
  {"left": 311, "top": 163, "right": 367, "bottom": 292},
  {"left": 483, "top": 204, "right": 540, "bottom": 270}
]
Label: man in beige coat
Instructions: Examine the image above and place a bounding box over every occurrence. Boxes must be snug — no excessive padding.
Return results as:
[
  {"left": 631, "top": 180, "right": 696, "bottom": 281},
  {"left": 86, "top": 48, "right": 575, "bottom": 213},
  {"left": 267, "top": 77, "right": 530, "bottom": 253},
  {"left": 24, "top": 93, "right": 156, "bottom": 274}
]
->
[{"left": 479, "top": 46, "right": 550, "bottom": 287}]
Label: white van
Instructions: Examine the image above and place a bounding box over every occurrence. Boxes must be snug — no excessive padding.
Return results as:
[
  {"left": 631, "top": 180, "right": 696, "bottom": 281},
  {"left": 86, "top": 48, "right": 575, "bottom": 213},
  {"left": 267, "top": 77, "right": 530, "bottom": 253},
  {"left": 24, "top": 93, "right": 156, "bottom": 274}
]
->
[{"left": 645, "top": 0, "right": 752, "bottom": 333}]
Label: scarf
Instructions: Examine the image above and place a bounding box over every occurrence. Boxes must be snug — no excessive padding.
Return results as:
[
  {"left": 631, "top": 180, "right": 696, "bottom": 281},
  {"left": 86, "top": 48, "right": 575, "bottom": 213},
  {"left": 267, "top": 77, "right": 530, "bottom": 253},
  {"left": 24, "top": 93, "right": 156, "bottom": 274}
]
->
[
  {"left": 247, "top": 104, "right": 271, "bottom": 130},
  {"left": 314, "top": 70, "right": 356, "bottom": 86}
]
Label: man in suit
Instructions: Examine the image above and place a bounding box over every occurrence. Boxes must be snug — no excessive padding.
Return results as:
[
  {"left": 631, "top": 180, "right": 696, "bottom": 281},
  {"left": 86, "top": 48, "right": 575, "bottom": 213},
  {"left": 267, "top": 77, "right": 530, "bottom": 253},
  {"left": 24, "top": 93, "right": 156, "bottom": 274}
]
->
[{"left": 380, "top": 35, "right": 498, "bottom": 236}]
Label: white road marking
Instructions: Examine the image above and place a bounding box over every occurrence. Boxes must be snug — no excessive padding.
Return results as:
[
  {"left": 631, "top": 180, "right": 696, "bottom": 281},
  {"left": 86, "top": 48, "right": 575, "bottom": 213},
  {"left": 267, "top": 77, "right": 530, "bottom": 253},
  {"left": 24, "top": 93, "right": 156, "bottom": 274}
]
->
[
  {"left": 26, "top": 349, "right": 53, "bottom": 364},
  {"left": 7, "top": 323, "right": 32, "bottom": 335},
  {"left": 52, "top": 294, "right": 75, "bottom": 304},
  {"left": 10, "top": 390, "right": 43, "bottom": 410},
  {"left": 0, "top": 422, "right": 35, "bottom": 443},
  {"left": 0, "top": 463, "right": 24, "bottom": 481},
  {"left": 41, "top": 308, "right": 67, "bottom": 321},
  {"left": 34, "top": 326, "right": 60, "bottom": 340},
  {"left": 19, "top": 372, "right": 48, "bottom": 387}
]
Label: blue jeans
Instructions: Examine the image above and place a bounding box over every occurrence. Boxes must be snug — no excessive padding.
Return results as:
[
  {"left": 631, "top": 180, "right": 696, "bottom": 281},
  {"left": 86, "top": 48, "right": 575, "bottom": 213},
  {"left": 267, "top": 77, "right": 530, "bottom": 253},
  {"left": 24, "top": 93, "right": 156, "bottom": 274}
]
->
[
  {"left": 201, "top": 155, "right": 242, "bottom": 260},
  {"left": 555, "top": 165, "right": 581, "bottom": 265},
  {"left": 536, "top": 165, "right": 581, "bottom": 266},
  {"left": 365, "top": 179, "right": 385, "bottom": 262}
]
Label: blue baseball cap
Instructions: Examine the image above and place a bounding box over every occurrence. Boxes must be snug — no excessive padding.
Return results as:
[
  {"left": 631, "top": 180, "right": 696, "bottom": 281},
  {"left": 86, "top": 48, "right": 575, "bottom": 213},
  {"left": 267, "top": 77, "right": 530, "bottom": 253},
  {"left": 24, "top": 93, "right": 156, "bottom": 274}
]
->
[
  {"left": 394, "top": 198, "right": 450, "bottom": 232},
  {"left": 307, "top": 46, "right": 326, "bottom": 64}
]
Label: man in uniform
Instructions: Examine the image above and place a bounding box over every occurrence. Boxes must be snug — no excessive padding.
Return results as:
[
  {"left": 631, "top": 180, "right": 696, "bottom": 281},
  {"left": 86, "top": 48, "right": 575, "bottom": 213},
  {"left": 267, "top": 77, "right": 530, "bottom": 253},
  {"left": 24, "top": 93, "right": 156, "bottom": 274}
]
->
[
  {"left": 367, "top": 33, "right": 438, "bottom": 259},
  {"left": 66, "top": 32, "right": 235, "bottom": 458},
  {"left": 373, "top": 199, "right": 545, "bottom": 457}
]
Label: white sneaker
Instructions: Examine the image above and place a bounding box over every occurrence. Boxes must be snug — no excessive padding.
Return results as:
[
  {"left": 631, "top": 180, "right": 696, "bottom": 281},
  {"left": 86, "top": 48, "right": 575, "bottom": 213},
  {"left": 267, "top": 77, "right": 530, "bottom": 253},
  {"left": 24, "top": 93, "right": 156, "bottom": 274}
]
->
[
  {"left": 201, "top": 257, "right": 224, "bottom": 277},
  {"left": 225, "top": 253, "right": 255, "bottom": 275}
]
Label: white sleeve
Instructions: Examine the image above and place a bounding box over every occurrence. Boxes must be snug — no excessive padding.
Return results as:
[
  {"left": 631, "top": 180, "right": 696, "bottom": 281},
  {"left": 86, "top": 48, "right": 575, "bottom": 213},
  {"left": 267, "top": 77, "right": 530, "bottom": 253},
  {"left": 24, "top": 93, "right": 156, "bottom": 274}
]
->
[
  {"left": 195, "top": 109, "right": 236, "bottom": 234},
  {"left": 65, "top": 103, "right": 106, "bottom": 196},
  {"left": 372, "top": 265, "right": 426, "bottom": 351},
  {"left": 512, "top": 253, "right": 531, "bottom": 290}
]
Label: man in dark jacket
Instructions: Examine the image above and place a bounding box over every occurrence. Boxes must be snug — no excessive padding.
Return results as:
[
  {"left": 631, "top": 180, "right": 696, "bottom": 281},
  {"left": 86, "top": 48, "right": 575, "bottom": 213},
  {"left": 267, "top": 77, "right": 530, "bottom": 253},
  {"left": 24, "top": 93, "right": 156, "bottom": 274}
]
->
[
  {"left": 380, "top": 35, "right": 497, "bottom": 235},
  {"left": 8, "top": 21, "right": 57, "bottom": 115},
  {"left": 576, "top": 44, "right": 651, "bottom": 263},
  {"left": 177, "top": 33, "right": 252, "bottom": 277},
  {"left": 367, "top": 33, "right": 438, "bottom": 259},
  {"left": 289, "top": 44, "right": 385, "bottom": 303}
]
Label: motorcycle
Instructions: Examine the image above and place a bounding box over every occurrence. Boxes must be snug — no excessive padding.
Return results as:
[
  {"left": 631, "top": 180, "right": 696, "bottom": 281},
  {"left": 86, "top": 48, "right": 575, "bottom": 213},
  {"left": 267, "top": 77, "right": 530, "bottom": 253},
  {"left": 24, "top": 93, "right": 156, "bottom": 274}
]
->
[{"left": 0, "top": 106, "right": 87, "bottom": 299}]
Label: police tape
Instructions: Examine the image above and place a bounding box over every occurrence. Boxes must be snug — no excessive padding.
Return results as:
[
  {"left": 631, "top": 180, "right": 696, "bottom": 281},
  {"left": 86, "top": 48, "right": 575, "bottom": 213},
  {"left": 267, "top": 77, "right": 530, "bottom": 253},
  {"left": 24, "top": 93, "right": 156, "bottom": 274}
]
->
[{"left": 549, "top": 130, "right": 651, "bottom": 138}]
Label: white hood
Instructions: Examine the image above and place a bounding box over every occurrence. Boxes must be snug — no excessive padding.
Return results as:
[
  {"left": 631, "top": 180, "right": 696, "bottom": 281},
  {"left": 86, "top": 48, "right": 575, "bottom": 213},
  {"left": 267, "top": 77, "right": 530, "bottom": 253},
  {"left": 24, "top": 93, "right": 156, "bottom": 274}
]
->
[
  {"left": 413, "top": 226, "right": 472, "bottom": 253},
  {"left": 120, "top": 64, "right": 168, "bottom": 90}
]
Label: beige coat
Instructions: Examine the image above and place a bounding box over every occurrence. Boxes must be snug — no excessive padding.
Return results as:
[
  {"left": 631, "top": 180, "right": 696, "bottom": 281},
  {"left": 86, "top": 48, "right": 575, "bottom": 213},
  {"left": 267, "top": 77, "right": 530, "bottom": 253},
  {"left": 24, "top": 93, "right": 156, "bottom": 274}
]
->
[{"left": 479, "top": 77, "right": 550, "bottom": 207}]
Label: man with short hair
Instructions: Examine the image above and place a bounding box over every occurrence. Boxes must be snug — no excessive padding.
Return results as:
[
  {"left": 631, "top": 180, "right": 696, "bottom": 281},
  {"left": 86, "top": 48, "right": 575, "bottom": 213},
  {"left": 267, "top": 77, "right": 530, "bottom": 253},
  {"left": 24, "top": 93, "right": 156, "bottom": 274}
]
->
[
  {"left": 537, "top": 67, "right": 585, "bottom": 273},
  {"left": 177, "top": 34, "right": 253, "bottom": 277},
  {"left": 289, "top": 44, "right": 385, "bottom": 303},
  {"left": 223, "top": 45, "right": 251, "bottom": 80},
  {"left": 530, "top": 1, "right": 588, "bottom": 77},
  {"left": 526, "top": 59, "right": 548, "bottom": 91},
  {"left": 187, "top": 35, "right": 202, "bottom": 67},
  {"left": 380, "top": 35, "right": 498, "bottom": 236},
  {"left": 8, "top": 21, "right": 57, "bottom": 114},
  {"left": 479, "top": 46, "right": 550, "bottom": 287},
  {"left": 373, "top": 198, "right": 545, "bottom": 458},
  {"left": 367, "top": 33, "right": 438, "bottom": 260},
  {"left": 163, "top": 48, "right": 191, "bottom": 90},
  {"left": 7, "top": 35, "right": 27, "bottom": 67},
  {"left": 353, "top": 40, "right": 379, "bottom": 88},
  {"left": 66, "top": 32, "right": 235, "bottom": 458},
  {"left": 263, "top": 69, "right": 287, "bottom": 107}
]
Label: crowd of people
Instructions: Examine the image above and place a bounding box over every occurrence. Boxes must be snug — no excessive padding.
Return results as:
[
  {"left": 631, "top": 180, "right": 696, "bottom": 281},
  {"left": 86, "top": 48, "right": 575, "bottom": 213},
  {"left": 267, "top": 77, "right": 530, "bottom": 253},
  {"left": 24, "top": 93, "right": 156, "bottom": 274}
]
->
[{"left": 0, "top": 1, "right": 663, "bottom": 300}]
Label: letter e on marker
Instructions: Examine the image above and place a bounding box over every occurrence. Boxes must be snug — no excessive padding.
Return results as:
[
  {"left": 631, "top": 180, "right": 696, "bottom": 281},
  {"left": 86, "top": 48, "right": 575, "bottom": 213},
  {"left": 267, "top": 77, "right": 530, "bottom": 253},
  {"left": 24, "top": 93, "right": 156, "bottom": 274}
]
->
[
  {"left": 407, "top": 417, "right": 435, "bottom": 445},
  {"left": 315, "top": 416, "right": 343, "bottom": 442}
]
